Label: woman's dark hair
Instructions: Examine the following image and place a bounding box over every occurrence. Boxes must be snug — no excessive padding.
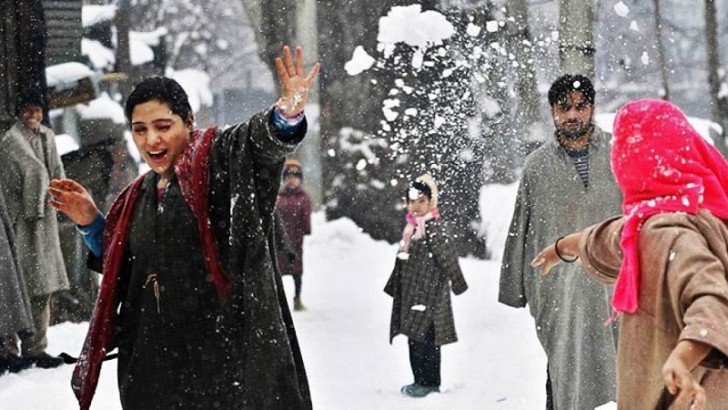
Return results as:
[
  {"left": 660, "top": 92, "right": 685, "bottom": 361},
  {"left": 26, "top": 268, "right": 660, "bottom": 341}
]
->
[
  {"left": 547, "top": 74, "right": 595, "bottom": 107},
  {"left": 124, "top": 77, "right": 193, "bottom": 124}
]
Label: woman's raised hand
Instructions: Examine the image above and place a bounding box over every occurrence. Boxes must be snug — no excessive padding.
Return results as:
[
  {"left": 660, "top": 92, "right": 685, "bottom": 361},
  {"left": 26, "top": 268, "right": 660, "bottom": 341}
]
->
[{"left": 274, "top": 45, "right": 320, "bottom": 118}]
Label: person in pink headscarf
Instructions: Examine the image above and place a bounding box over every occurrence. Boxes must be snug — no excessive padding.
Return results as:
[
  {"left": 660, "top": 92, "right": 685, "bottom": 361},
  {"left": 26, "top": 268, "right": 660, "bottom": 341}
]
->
[{"left": 531, "top": 99, "right": 728, "bottom": 410}]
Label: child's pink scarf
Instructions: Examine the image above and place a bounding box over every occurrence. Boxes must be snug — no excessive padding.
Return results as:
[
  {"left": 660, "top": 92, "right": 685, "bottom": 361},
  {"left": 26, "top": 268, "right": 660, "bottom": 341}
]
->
[
  {"left": 399, "top": 208, "right": 440, "bottom": 253},
  {"left": 611, "top": 99, "right": 728, "bottom": 314}
]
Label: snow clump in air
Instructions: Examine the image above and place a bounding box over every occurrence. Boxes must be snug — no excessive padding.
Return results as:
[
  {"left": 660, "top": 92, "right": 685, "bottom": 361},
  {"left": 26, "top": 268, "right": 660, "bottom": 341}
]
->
[
  {"left": 345, "top": 46, "right": 376, "bottom": 76},
  {"left": 377, "top": 5, "right": 455, "bottom": 60},
  {"left": 614, "top": 1, "right": 630, "bottom": 17}
]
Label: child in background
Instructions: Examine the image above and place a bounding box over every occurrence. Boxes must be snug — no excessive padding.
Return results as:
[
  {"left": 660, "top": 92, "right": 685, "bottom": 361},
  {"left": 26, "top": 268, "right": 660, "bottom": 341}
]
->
[
  {"left": 532, "top": 99, "right": 728, "bottom": 410},
  {"left": 384, "top": 173, "right": 468, "bottom": 398},
  {"left": 276, "top": 159, "right": 312, "bottom": 311}
]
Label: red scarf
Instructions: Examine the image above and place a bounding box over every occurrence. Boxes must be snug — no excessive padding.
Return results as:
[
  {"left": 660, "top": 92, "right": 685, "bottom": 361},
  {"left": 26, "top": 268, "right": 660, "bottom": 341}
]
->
[
  {"left": 72, "top": 127, "right": 229, "bottom": 409},
  {"left": 611, "top": 99, "right": 728, "bottom": 314}
]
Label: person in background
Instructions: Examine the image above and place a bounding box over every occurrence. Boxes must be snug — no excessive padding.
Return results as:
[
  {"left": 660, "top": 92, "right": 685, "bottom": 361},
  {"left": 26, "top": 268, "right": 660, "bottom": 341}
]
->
[
  {"left": 48, "top": 45, "right": 319, "bottom": 409},
  {"left": 384, "top": 173, "right": 468, "bottom": 398},
  {"left": 276, "top": 159, "right": 312, "bottom": 311},
  {"left": 498, "top": 74, "right": 622, "bottom": 409},
  {"left": 274, "top": 208, "right": 297, "bottom": 273},
  {"left": 0, "top": 89, "right": 69, "bottom": 371},
  {"left": 533, "top": 99, "right": 728, "bottom": 410},
  {"left": 0, "top": 181, "right": 34, "bottom": 375}
]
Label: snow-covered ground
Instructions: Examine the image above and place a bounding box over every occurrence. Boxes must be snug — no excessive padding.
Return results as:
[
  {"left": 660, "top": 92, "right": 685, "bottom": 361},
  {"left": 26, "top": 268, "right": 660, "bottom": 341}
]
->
[{"left": 1, "top": 184, "right": 554, "bottom": 409}]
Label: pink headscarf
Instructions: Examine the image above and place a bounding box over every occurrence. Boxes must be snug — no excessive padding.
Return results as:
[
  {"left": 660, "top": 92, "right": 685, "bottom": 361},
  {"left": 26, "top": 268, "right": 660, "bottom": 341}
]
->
[{"left": 611, "top": 99, "right": 728, "bottom": 313}]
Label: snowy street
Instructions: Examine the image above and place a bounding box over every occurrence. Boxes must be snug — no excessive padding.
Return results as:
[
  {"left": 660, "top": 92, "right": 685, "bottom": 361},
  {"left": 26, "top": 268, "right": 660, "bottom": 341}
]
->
[{"left": 0, "top": 186, "right": 554, "bottom": 409}]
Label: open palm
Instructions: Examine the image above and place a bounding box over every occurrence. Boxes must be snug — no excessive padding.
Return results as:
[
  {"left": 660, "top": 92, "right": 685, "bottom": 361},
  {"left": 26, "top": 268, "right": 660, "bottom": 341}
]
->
[{"left": 274, "top": 45, "right": 320, "bottom": 117}]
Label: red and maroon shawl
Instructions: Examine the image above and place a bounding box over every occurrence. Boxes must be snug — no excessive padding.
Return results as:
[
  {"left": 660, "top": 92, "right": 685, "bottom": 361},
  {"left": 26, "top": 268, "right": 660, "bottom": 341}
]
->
[{"left": 71, "top": 127, "right": 230, "bottom": 409}]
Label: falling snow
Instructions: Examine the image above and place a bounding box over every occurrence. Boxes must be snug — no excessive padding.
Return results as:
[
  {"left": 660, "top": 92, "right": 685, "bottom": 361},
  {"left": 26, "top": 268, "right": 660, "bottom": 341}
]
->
[
  {"left": 614, "top": 2, "right": 630, "bottom": 17},
  {"left": 345, "top": 46, "right": 376, "bottom": 76}
]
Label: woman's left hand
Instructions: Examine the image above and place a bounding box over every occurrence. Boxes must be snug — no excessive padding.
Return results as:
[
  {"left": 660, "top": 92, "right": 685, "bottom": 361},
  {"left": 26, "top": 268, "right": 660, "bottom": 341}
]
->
[
  {"left": 530, "top": 243, "right": 562, "bottom": 276},
  {"left": 274, "top": 45, "right": 320, "bottom": 117},
  {"left": 530, "top": 232, "right": 581, "bottom": 275}
]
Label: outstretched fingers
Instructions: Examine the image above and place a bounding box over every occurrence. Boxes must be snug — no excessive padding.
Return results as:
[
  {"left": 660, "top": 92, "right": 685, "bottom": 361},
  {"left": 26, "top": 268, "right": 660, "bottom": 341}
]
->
[
  {"left": 295, "top": 46, "right": 304, "bottom": 76},
  {"left": 305, "top": 62, "right": 321, "bottom": 86},
  {"left": 530, "top": 245, "right": 561, "bottom": 276},
  {"left": 50, "top": 178, "right": 84, "bottom": 193},
  {"left": 275, "top": 57, "right": 290, "bottom": 84},
  {"left": 283, "top": 45, "right": 296, "bottom": 78}
]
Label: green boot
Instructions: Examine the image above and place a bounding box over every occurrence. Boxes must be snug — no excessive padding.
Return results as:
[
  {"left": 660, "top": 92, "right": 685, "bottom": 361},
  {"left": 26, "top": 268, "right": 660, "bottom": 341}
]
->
[{"left": 293, "top": 297, "right": 306, "bottom": 311}]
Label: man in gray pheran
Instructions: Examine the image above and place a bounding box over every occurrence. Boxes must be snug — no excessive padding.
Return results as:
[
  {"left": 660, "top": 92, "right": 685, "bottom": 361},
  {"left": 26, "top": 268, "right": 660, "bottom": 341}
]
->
[{"left": 499, "top": 74, "right": 621, "bottom": 410}]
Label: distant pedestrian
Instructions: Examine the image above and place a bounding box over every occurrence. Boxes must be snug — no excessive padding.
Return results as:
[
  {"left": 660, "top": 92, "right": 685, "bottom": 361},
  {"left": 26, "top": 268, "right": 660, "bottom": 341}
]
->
[
  {"left": 384, "top": 173, "right": 468, "bottom": 398},
  {"left": 499, "top": 74, "right": 621, "bottom": 409},
  {"left": 276, "top": 159, "right": 312, "bottom": 311},
  {"left": 0, "top": 89, "right": 69, "bottom": 371},
  {"left": 0, "top": 183, "right": 34, "bottom": 374}
]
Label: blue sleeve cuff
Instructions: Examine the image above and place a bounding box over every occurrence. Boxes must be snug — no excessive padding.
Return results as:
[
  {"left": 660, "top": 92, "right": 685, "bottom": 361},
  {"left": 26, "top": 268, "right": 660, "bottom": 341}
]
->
[
  {"left": 77, "top": 213, "right": 105, "bottom": 258},
  {"left": 271, "top": 107, "right": 305, "bottom": 141}
]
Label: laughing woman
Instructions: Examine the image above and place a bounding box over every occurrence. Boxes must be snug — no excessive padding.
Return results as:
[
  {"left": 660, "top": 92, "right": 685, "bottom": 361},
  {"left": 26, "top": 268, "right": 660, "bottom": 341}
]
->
[{"left": 48, "top": 46, "right": 319, "bottom": 410}]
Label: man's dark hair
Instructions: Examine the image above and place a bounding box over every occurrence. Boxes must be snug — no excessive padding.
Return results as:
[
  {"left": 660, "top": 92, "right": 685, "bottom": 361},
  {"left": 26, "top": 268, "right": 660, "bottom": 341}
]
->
[
  {"left": 124, "top": 77, "right": 193, "bottom": 124},
  {"left": 15, "top": 88, "right": 46, "bottom": 116},
  {"left": 547, "top": 74, "right": 595, "bottom": 107}
]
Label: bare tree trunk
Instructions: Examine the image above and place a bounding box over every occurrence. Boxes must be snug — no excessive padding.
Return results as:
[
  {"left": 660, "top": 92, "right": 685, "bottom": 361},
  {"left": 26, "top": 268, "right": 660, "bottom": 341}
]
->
[
  {"left": 240, "top": 0, "right": 323, "bottom": 206},
  {"left": 652, "top": 0, "right": 670, "bottom": 100},
  {"left": 0, "top": 1, "right": 19, "bottom": 132},
  {"left": 116, "top": 0, "right": 132, "bottom": 100},
  {"left": 704, "top": 0, "right": 728, "bottom": 156},
  {"left": 316, "top": 0, "right": 407, "bottom": 242},
  {"left": 240, "top": 0, "right": 297, "bottom": 95},
  {"left": 293, "top": 0, "right": 323, "bottom": 207},
  {"left": 506, "top": 0, "right": 542, "bottom": 154},
  {"left": 558, "top": 0, "right": 595, "bottom": 78}
]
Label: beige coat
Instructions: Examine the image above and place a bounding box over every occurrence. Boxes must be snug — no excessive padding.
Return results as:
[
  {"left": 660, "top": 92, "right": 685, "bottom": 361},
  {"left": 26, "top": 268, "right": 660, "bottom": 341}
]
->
[
  {"left": 579, "top": 210, "right": 728, "bottom": 409},
  {"left": 0, "top": 122, "right": 68, "bottom": 296}
]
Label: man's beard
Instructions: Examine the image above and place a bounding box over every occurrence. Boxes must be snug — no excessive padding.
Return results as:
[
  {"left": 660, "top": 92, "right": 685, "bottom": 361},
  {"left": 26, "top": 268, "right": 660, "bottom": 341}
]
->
[{"left": 555, "top": 121, "right": 594, "bottom": 140}]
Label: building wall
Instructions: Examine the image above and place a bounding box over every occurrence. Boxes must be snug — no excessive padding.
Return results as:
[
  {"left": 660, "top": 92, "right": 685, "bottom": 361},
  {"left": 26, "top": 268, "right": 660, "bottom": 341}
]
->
[
  {"left": 43, "top": 0, "right": 82, "bottom": 65},
  {"left": 0, "top": 2, "right": 18, "bottom": 133}
]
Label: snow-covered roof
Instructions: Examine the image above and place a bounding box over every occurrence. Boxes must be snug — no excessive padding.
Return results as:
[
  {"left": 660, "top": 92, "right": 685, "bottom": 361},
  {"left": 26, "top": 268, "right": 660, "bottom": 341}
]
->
[
  {"left": 82, "top": 38, "right": 115, "bottom": 70},
  {"left": 130, "top": 39, "right": 155, "bottom": 66},
  {"left": 54, "top": 133, "right": 80, "bottom": 156},
  {"left": 82, "top": 32, "right": 162, "bottom": 69},
  {"left": 168, "top": 69, "right": 213, "bottom": 113},
  {"left": 82, "top": 5, "right": 117, "bottom": 28},
  {"left": 46, "top": 62, "right": 98, "bottom": 89},
  {"left": 76, "top": 92, "right": 126, "bottom": 124},
  {"left": 130, "top": 28, "right": 168, "bottom": 47}
]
